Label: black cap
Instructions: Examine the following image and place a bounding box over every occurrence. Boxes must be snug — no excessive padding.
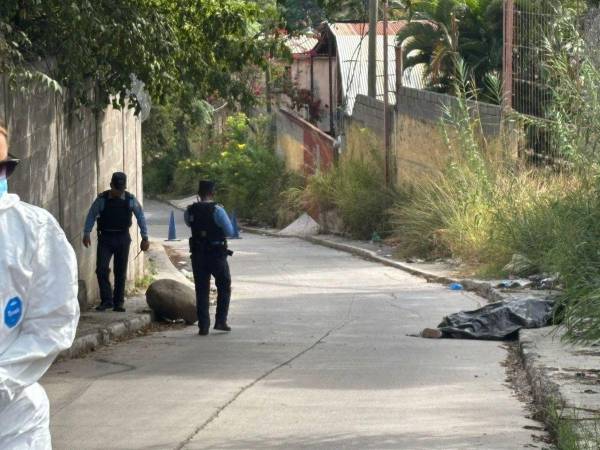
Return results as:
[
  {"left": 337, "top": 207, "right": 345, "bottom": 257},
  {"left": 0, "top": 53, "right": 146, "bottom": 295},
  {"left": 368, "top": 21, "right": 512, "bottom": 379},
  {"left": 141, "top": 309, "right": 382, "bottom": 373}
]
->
[
  {"left": 111, "top": 172, "right": 127, "bottom": 190},
  {"left": 0, "top": 153, "right": 20, "bottom": 179},
  {"left": 198, "top": 180, "right": 215, "bottom": 197}
]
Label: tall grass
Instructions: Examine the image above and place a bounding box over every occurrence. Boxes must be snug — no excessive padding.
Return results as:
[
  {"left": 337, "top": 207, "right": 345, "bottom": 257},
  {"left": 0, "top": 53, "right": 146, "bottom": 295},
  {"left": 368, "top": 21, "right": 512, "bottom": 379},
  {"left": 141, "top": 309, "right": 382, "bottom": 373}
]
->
[
  {"left": 391, "top": 5, "right": 600, "bottom": 345},
  {"left": 391, "top": 59, "right": 520, "bottom": 262},
  {"left": 282, "top": 138, "right": 395, "bottom": 240}
]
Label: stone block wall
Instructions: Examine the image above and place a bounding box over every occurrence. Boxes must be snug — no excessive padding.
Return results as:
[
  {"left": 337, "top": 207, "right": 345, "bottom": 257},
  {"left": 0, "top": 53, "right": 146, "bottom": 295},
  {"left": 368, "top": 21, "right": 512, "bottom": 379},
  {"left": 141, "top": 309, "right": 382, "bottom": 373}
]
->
[
  {"left": 396, "top": 87, "right": 501, "bottom": 135},
  {"left": 350, "top": 94, "right": 392, "bottom": 138},
  {"left": 0, "top": 79, "right": 144, "bottom": 309},
  {"left": 348, "top": 90, "right": 503, "bottom": 183},
  {"left": 395, "top": 87, "right": 502, "bottom": 181}
]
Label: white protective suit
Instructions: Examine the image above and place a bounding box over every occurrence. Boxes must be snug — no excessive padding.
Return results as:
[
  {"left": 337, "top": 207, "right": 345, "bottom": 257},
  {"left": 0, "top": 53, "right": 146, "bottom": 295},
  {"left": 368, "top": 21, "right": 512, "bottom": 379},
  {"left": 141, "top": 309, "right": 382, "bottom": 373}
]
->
[{"left": 0, "top": 193, "right": 80, "bottom": 449}]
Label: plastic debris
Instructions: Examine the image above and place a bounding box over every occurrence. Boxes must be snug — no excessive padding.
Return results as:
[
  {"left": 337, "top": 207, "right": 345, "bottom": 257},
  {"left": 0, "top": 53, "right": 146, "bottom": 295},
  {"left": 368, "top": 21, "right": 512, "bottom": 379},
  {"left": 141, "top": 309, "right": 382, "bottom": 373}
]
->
[
  {"left": 503, "top": 254, "right": 537, "bottom": 277},
  {"left": 449, "top": 283, "right": 464, "bottom": 291},
  {"left": 496, "top": 279, "right": 532, "bottom": 289}
]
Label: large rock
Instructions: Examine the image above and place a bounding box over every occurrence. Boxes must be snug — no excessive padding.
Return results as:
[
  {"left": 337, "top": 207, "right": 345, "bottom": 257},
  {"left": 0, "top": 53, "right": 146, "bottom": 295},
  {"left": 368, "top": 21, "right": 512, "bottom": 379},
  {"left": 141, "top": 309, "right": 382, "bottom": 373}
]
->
[{"left": 146, "top": 279, "right": 197, "bottom": 325}]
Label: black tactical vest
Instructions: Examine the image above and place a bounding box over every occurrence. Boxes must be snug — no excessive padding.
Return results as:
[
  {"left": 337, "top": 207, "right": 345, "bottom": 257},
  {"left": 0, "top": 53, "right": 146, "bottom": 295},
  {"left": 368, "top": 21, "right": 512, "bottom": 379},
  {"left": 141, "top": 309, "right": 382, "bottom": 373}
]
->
[
  {"left": 189, "top": 202, "right": 226, "bottom": 243},
  {"left": 97, "top": 191, "right": 133, "bottom": 233}
]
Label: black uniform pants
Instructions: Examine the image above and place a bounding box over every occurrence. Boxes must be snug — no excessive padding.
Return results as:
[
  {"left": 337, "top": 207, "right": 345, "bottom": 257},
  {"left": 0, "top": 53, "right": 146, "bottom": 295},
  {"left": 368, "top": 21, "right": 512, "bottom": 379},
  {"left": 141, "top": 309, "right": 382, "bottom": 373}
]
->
[
  {"left": 191, "top": 251, "right": 231, "bottom": 330},
  {"left": 96, "top": 232, "right": 131, "bottom": 307}
]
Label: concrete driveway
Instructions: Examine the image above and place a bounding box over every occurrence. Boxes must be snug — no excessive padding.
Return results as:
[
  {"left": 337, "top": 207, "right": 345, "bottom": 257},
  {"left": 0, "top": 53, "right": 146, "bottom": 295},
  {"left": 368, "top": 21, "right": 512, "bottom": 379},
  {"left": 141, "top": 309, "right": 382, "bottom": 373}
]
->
[{"left": 42, "top": 201, "right": 544, "bottom": 449}]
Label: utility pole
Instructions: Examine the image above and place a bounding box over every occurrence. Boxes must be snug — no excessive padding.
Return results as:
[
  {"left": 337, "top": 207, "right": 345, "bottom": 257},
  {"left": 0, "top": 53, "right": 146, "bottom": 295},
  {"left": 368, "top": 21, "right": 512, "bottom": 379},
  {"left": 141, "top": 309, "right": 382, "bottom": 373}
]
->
[
  {"left": 383, "top": 0, "right": 390, "bottom": 186},
  {"left": 368, "top": 0, "right": 378, "bottom": 98}
]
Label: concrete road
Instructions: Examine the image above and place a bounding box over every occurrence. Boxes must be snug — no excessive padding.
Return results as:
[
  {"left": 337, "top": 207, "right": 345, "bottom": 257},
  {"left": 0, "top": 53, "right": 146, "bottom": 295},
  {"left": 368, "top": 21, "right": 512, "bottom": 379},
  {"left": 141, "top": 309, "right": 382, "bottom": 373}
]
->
[
  {"left": 42, "top": 202, "right": 544, "bottom": 449},
  {"left": 144, "top": 199, "right": 191, "bottom": 241}
]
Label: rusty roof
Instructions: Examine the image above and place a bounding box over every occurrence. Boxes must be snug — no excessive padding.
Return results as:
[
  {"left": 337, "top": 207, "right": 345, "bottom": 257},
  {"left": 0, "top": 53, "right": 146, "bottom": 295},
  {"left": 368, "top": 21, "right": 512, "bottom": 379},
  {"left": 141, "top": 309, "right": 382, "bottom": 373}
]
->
[
  {"left": 329, "top": 21, "right": 408, "bottom": 36},
  {"left": 285, "top": 35, "right": 319, "bottom": 56}
]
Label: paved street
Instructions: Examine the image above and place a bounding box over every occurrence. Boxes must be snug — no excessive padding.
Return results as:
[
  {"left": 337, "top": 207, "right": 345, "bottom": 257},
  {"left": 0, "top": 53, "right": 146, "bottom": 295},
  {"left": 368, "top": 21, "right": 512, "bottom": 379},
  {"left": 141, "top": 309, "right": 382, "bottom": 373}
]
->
[{"left": 42, "top": 201, "right": 544, "bottom": 449}]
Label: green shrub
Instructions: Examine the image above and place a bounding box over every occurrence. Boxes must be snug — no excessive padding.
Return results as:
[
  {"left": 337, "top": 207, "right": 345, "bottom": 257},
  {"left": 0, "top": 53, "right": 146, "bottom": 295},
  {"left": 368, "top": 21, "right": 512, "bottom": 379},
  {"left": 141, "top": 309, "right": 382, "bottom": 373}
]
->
[
  {"left": 173, "top": 113, "right": 297, "bottom": 226},
  {"left": 289, "top": 148, "right": 394, "bottom": 240},
  {"left": 332, "top": 157, "right": 395, "bottom": 239},
  {"left": 390, "top": 58, "right": 501, "bottom": 261}
]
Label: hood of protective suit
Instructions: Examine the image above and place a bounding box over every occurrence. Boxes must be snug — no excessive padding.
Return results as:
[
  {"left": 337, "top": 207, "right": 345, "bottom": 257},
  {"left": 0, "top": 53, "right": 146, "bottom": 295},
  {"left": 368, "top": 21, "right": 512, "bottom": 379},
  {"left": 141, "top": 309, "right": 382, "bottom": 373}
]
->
[{"left": 0, "top": 193, "right": 79, "bottom": 447}]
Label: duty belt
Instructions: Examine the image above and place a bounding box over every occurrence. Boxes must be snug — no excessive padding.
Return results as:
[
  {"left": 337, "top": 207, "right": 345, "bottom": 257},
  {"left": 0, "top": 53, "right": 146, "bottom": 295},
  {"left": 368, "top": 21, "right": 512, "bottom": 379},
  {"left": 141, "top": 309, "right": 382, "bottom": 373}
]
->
[{"left": 189, "top": 238, "right": 233, "bottom": 256}]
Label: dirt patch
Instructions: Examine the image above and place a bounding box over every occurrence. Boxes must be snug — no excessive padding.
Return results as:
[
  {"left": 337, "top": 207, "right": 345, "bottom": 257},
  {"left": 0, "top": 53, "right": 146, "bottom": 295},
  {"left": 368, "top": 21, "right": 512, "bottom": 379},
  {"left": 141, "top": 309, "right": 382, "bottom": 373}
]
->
[
  {"left": 165, "top": 245, "right": 191, "bottom": 271},
  {"left": 502, "top": 342, "right": 554, "bottom": 448}
]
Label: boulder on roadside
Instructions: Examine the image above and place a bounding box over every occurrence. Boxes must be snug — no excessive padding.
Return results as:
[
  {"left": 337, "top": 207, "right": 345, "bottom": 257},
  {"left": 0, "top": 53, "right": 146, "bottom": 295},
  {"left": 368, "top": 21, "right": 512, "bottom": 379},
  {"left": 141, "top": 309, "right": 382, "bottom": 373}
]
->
[{"left": 146, "top": 279, "right": 197, "bottom": 325}]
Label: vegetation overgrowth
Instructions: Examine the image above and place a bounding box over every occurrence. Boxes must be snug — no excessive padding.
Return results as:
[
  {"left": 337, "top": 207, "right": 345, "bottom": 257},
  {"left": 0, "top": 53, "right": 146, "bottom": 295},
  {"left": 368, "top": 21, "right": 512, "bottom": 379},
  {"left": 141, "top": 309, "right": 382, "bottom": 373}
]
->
[
  {"left": 0, "top": 0, "right": 280, "bottom": 113},
  {"left": 164, "top": 113, "right": 301, "bottom": 227},
  {"left": 390, "top": 4, "right": 600, "bottom": 345},
  {"left": 280, "top": 129, "right": 394, "bottom": 240}
]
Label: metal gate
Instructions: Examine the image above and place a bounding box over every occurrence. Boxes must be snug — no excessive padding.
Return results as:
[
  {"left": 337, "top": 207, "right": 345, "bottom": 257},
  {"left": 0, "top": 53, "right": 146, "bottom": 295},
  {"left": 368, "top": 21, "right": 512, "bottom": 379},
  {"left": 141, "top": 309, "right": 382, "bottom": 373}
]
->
[{"left": 503, "top": 0, "right": 585, "bottom": 162}]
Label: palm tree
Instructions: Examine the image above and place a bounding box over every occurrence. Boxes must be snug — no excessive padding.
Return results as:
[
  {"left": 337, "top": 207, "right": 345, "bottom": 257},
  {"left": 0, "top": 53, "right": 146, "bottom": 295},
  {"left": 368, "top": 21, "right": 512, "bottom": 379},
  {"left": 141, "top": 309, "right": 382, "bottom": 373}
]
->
[{"left": 396, "top": 0, "right": 503, "bottom": 97}]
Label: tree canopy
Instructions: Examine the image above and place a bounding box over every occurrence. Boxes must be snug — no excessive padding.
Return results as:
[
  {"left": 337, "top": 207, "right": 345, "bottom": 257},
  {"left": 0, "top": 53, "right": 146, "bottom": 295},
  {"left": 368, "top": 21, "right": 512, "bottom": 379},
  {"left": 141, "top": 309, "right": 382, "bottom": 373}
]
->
[
  {"left": 0, "top": 0, "right": 279, "bottom": 112},
  {"left": 396, "top": 0, "right": 503, "bottom": 96},
  {"left": 276, "top": 0, "right": 368, "bottom": 31}
]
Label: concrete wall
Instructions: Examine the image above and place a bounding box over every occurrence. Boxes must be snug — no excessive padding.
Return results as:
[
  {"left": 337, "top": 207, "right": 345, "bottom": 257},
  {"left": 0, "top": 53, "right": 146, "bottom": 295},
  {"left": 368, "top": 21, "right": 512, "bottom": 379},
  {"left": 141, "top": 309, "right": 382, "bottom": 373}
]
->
[
  {"left": 395, "top": 87, "right": 502, "bottom": 181},
  {"left": 348, "top": 90, "right": 503, "bottom": 183},
  {"left": 0, "top": 79, "right": 144, "bottom": 309},
  {"left": 346, "top": 95, "right": 391, "bottom": 166},
  {"left": 275, "top": 108, "right": 334, "bottom": 176},
  {"left": 312, "top": 57, "right": 337, "bottom": 133},
  {"left": 291, "top": 57, "right": 311, "bottom": 92}
]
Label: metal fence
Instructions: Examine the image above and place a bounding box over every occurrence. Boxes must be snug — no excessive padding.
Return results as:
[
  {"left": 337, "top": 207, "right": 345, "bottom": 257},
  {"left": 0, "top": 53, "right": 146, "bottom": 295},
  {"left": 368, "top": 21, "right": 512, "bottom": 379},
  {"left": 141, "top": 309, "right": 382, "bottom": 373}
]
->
[{"left": 503, "top": 0, "right": 585, "bottom": 163}]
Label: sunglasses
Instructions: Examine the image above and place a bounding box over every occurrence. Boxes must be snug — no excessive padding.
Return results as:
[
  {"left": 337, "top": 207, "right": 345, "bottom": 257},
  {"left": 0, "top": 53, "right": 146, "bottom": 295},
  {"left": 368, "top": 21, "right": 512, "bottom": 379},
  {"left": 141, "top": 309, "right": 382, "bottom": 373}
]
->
[{"left": 0, "top": 154, "right": 20, "bottom": 179}]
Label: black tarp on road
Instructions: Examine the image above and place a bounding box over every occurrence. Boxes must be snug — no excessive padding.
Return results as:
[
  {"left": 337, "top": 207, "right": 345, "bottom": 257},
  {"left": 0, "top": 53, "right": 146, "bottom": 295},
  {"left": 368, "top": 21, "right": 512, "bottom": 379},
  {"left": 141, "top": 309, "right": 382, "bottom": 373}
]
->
[{"left": 438, "top": 297, "right": 555, "bottom": 340}]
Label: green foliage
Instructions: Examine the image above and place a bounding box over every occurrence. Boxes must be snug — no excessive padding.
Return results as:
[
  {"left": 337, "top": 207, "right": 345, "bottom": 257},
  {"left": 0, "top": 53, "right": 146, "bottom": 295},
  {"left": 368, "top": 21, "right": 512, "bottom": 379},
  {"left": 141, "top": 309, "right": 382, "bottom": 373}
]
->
[
  {"left": 276, "top": 0, "right": 368, "bottom": 30},
  {"left": 545, "top": 399, "right": 600, "bottom": 450},
  {"left": 287, "top": 148, "right": 395, "bottom": 240},
  {"left": 142, "top": 100, "right": 204, "bottom": 196},
  {"left": 173, "top": 113, "right": 296, "bottom": 226},
  {"left": 0, "top": 0, "right": 279, "bottom": 112},
  {"left": 391, "top": 9, "right": 600, "bottom": 347},
  {"left": 277, "top": 0, "right": 324, "bottom": 30},
  {"left": 396, "top": 0, "right": 503, "bottom": 97},
  {"left": 391, "top": 57, "right": 503, "bottom": 259},
  {"left": 318, "top": 0, "right": 368, "bottom": 20},
  {"left": 330, "top": 158, "right": 395, "bottom": 239}
]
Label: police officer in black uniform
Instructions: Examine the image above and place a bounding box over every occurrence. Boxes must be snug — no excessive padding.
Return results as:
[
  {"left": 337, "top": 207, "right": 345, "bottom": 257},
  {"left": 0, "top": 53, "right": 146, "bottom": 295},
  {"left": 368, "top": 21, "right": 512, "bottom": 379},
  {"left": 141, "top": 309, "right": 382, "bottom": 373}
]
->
[
  {"left": 83, "top": 172, "right": 150, "bottom": 311},
  {"left": 185, "top": 181, "right": 234, "bottom": 336}
]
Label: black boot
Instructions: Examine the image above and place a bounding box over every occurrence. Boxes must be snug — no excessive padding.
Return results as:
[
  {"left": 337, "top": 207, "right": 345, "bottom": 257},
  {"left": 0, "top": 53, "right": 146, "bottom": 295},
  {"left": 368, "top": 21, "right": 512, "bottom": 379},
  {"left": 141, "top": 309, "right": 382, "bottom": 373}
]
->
[
  {"left": 214, "top": 322, "right": 231, "bottom": 332},
  {"left": 95, "top": 303, "right": 113, "bottom": 311},
  {"left": 198, "top": 327, "right": 209, "bottom": 336}
]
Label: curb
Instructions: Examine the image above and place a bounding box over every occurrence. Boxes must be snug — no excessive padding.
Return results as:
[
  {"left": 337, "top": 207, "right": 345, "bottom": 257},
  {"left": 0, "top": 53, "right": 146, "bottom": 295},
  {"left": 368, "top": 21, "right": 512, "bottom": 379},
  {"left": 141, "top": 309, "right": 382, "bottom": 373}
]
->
[
  {"left": 58, "top": 239, "right": 193, "bottom": 361},
  {"left": 242, "top": 225, "right": 507, "bottom": 304},
  {"left": 58, "top": 314, "right": 152, "bottom": 361},
  {"left": 518, "top": 330, "right": 562, "bottom": 412}
]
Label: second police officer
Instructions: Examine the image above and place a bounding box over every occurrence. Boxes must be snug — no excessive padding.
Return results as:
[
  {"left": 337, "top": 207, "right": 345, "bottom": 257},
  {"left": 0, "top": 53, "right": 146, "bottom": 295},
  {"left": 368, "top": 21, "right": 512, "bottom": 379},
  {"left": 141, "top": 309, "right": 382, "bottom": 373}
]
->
[
  {"left": 83, "top": 172, "right": 150, "bottom": 312},
  {"left": 185, "top": 180, "right": 234, "bottom": 336}
]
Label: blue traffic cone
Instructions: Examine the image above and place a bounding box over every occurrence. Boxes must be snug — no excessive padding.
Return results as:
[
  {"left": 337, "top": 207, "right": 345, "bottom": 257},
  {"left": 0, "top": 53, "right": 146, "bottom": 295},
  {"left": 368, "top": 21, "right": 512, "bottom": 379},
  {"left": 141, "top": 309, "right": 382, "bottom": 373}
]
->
[
  {"left": 166, "top": 210, "right": 179, "bottom": 241},
  {"left": 229, "top": 211, "right": 241, "bottom": 239}
]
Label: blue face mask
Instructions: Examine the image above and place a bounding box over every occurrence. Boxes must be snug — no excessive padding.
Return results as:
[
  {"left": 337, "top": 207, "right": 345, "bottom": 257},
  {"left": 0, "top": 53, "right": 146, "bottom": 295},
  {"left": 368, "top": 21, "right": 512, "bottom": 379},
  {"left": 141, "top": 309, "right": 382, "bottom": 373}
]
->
[{"left": 0, "top": 167, "right": 7, "bottom": 198}]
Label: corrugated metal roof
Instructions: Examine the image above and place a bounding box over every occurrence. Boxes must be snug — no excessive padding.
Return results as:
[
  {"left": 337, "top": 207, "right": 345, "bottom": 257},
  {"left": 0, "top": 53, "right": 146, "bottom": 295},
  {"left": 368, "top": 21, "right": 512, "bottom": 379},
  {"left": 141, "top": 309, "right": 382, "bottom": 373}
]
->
[
  {"left": 285, "top": 35, "right": 319, "bottom": 56},
  {"left": 330, "top": 22, "right": 425, "bottom": 114},
  {"left": 330, "top": 21, "right": 407, "bottom": 36}
]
